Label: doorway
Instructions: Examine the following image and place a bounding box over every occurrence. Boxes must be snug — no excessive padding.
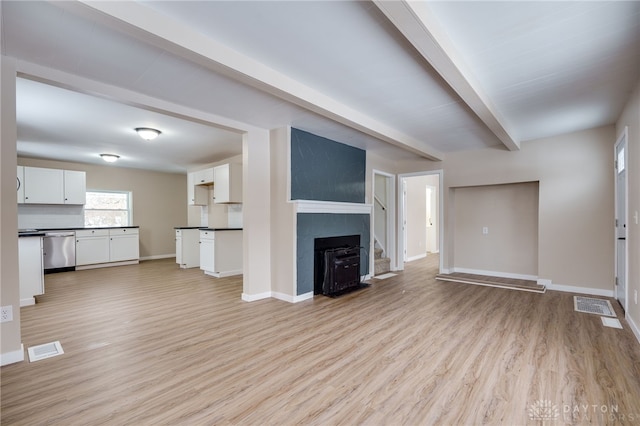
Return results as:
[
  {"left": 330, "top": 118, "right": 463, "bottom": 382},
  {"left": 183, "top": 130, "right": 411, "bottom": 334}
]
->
[
  {"left": 372, "top": 171, "right": 395, "bottom": 271},
  {"left": 399, "top": 171, "right": 443, "bottom": 272},
  {"left": 615, "top": 127, "right": 628, "bottom": 312}
]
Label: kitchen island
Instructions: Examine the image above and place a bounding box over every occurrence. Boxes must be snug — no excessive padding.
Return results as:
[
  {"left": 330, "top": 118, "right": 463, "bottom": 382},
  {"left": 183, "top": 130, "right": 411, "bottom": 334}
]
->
[{"left": 198, "top": 228, "right": 243, "bottom": 278}]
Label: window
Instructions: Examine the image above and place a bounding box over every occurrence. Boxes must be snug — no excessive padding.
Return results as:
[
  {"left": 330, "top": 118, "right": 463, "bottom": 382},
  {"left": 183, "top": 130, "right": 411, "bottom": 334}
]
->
[
  {"left": 618, "top": 147, "right": 625, "bottom": 173},
  {"left": 84, "top": 191, "right": 132, "bottom": 227}
]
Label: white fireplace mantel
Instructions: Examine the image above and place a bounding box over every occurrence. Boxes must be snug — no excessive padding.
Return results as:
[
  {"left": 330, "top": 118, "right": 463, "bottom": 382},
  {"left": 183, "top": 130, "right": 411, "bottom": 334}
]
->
[{"left": 293, "top": 200, "right": 372, "bottom": 215}]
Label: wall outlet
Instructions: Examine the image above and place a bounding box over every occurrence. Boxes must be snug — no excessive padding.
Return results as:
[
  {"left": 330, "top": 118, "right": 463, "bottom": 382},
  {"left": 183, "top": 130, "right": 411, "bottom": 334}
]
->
[
  {"left": 1, "top": 305, "right": 13, "bottom": 323},
  {"left": 482, "top": 227, "right": 489, "bottom": 235},
  {"left": 635, "top": 290, "right": 638, "bottom": 305}
]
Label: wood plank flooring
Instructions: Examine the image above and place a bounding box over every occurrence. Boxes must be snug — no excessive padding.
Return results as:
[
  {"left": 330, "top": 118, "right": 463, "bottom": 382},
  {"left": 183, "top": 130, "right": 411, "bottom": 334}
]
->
[{"left": 2, "top": 255, "right": 640, "bottom": 425}]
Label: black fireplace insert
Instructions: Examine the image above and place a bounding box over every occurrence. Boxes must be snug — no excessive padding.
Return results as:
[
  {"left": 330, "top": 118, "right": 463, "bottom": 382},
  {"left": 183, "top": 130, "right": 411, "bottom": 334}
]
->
[{"left": 314, "top": 235, "right": 369, "bottom": 297}]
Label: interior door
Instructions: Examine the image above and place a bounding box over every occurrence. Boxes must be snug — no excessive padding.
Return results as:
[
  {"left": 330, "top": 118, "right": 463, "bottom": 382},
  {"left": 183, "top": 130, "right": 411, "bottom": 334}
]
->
[{"left": 615, "top": 130, "right": 628, "bottom": 311}]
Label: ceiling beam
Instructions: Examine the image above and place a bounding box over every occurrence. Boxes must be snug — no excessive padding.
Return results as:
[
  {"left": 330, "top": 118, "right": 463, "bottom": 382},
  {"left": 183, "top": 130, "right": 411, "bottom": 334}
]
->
[
  {"left": 65, "top": 0, "right": 444, "bottom": 161},
  {"left": 373, "top": 0, "right": 520, "bottom": 151}
]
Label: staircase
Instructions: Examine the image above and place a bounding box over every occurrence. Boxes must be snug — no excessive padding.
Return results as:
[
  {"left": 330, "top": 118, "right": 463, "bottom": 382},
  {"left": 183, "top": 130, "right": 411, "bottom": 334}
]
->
[{"left": 374, "top": 247, "right": 391, "bottom": 276}]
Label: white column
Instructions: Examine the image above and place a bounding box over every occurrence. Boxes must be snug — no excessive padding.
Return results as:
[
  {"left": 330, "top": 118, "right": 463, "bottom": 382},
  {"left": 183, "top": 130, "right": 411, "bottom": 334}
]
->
[
  {"left": 241, "top": 129, "right": 272, "bottom": 301},
  {"left": 0, "top": 55, "right": 24, "bottom": 365}
]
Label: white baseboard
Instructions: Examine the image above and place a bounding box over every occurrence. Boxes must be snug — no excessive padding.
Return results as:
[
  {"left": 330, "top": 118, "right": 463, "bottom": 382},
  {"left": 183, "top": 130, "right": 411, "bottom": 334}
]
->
[
  {"left": 76, "top": 260, "right": 138, "bottom": 270},
  {"left": 545, "top": 283, "right": 614, "bottom": 298},
  {"left": 204, "top": 269, "right": 242, "bottom": 278},
  {"left": 272, "top": 291, "right": 314, "bottom": 303},
  {"left": 241, "top": 292, "right": 271, "bottom": 302},
  {"left": 452, "top": 267, "right": 538, "bottom": 282},
  {"left": 626, "top": 313, "right": 640, "bottom": 345},
  {"left": 140, "top": 254, "right": 175, "bottom": 261},
  {"left": 1, "top": 344, "right": 24, "bottom": 366},
  {"left": 406, "top": 253, "right": 427, "bottom": 262},
  {"left": 20, "top": 297, "right": 35, "bottom": 307}
]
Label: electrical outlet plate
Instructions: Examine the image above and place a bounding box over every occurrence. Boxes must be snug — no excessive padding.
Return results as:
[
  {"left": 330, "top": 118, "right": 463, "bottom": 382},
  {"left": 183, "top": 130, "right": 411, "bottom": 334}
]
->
[{"left": 1, "top": 305, "right": 13, "bottom": 323}]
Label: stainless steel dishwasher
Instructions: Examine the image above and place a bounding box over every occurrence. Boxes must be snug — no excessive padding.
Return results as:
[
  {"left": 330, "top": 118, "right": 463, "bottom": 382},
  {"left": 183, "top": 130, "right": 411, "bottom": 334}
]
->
[{"left": 43, "top": 231, "right": 76, "bottom": 273}]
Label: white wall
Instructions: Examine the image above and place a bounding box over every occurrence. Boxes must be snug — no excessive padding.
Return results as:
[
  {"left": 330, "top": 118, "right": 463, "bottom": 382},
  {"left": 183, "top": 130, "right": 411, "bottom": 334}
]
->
[
  {"left": 453, "top": 182, "right": 539, "bottom": 277},
  {"left": 269, "top": 127, "right": 297, "bottom": 299},
  {"left": 616, "top": 78, "right": 640, "bottom": 338},
  {"left": 405, "top": 176, "right": 428, "bottom": 260},
  {"left": 1, "top": 56, "right": 22, "bottom": 365},
  {"left": 398, "top": 125, "right": 615, "bottom": 293}
]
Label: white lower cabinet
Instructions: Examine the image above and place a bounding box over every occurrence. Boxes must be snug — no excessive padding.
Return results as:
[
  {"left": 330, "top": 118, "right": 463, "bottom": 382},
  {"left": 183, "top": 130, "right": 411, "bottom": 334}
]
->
[
  {"left": 199, "top": 230, "right": 242, "bottom": 277},
  {"left": 19, "top": 236, "right": 44, "bottom": 306},
  {"left": 76, "top": 229, "right": 110, "bottom": 265},
  {"left": 176, "top": 229, "right": 200, "bottom": 268},
  {"left": 76, "top": 227, "right": 139, "bottom": 269},
  {"left": 109, "top": 228, "right": 140, "bottom": 262}
]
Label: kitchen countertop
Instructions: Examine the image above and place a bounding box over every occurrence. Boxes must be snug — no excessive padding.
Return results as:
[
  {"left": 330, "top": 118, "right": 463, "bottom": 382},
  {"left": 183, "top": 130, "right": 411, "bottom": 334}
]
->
[
  {"left": 175, "top": 227, "right": 243, "bottom": 231},
  {"left": 19, "top": 226, "right": 139, "bottom": 237}
]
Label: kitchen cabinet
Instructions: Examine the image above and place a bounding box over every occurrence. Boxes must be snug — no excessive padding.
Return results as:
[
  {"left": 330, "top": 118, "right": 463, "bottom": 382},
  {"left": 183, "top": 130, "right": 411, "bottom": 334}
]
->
[
  {"left": 192, "top": 168, "right": 214, "bottom": 185},
  {"left": 187, "top": 171, "right": 208, "bottom": 206},
  {"left": 17, "top": 166, "right": 24, "bottom": 203},
  {"left": 76, "top": 227, "right": 139, "bottom": 269},
  {"left": 213, "top": 163, "right": 242, "bottom": 204},
  {"left": 19, "top": 236, "right": 44, "bottom": 306},
  {"left": 24, "top": 167, "right": 64, "bottom": 204},
  {"left": 22, "top": 166, "right": 86, "bottom": 205},
  {"left": 76, "top": 229, "right": 110, "bottom": 266},
  {"left": 199, "top": 229, "right": 243, "bottom": 277},
  {"left": 109, "top": 228, "right": 140, "bottom": 262},
  {"left": 199, "top": 230, "right": 216, "bottom": 273},
  {"left": 176, "top": 228, "right": 200, "bottom": 268},
  {"left": 63, "top": 170, "right": 87, "bottom": 204}
]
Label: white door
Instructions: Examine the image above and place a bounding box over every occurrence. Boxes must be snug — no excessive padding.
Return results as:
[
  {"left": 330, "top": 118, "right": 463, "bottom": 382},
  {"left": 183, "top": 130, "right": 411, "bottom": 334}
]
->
[
  {"left": 426, "top": 186, "right": 437, "bottom": 253},
  {"left": 615, "top": 129, "right": 628, "bottom": 311},
  {"left": 402, "top": 179, "right": 408, "bottom": 262}
]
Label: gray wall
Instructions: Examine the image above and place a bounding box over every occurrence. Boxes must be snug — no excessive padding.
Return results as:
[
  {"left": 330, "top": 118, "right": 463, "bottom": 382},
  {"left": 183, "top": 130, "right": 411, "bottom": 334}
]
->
[{"left": 290, "top": 128, "right": 366, "bottom": 203}]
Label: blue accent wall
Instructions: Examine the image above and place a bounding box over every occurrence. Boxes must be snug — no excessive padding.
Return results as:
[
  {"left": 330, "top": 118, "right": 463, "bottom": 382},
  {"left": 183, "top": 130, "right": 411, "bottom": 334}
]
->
[
  {"left": 297, "top": 213, "right": 370, "bottom": 295},
  {"left": 291, "top": 128, "right": 366, "bottom": 203}
]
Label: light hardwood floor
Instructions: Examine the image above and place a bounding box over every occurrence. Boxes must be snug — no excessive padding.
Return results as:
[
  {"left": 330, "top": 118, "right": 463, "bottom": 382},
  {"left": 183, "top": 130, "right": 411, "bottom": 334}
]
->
[{"left": 2, "top": 255, "right": 640, "bottom": 425}]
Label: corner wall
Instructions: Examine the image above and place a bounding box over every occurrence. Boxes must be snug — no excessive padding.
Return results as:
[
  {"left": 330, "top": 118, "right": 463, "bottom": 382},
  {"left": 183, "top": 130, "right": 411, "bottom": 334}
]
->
[{"left": 444, "top": 126, "right": 615, "bottom": 292}]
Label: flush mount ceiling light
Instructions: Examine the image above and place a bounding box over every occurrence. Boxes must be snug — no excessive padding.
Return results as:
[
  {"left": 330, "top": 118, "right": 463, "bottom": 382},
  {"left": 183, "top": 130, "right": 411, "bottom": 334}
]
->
[
  {"left": 135, "top": 127, "right": 161, "bottom": 141},
  {"left": 100, "top": 153, "right": 120, "bottom": 163}
]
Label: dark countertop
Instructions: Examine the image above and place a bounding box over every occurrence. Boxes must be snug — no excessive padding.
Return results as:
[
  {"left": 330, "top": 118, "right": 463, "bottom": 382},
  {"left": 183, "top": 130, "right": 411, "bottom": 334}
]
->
[
  {"left": 19, "top": 226, "right": 139, "bottom": 237},
  {"left": 175, "top": 227, "right": 243, "bottom": 231},
  {"left": 18, "top": 232, "right": 46, "bottom": 238}
]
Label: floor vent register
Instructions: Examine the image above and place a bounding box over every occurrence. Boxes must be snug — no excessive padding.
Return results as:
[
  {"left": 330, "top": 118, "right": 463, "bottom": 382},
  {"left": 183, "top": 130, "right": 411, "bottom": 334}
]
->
[
  {"left": 573, "top": 296, "right": 615, "bottom": 317},
  {"left": 27, "top": 341, "right": 64, "bottom": 362}
]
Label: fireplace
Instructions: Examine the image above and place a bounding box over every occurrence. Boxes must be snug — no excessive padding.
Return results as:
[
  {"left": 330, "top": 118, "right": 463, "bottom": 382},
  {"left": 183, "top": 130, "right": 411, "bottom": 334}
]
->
[{"left": 314, "top": 235, "right": 368, "bottom": 297}]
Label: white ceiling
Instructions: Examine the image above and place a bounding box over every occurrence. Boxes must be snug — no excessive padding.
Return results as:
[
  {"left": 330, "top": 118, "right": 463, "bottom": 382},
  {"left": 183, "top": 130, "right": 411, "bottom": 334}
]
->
[{"left": 2, "top": 1, "right": 639, "bottom": 173}]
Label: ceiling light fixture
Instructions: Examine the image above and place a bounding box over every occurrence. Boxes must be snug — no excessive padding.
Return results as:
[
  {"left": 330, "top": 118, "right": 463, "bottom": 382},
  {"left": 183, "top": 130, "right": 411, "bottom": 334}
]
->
[
  {"left": 100, "top": 153, "right": 120, "bottom": 163},
  {"left": 135, "top": 127, "right": 161, "bottom": 141}
]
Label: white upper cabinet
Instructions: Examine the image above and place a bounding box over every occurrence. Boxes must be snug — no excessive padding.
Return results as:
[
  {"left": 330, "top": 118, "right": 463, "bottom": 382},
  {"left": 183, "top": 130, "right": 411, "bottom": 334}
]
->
[
  {"left": 20, "top": 166, "right": 86, "bottom": 205},
  {"left": 23, "top": 167, "right": 64, "bottom": 204},
  {"left": 17, "top": 166, "right": 24, "bottom": 203},
  {"left": 213, "top": 163, "right": 242, "bottom": 204},
  {"left": 63, "top": 170, "right": 86, "bottom": 204},
  {"left": 187, "top": 171, "right": 208, "bottom": 206},
  {"left": 192, "top": 168, "right": 214, "bottom": 185}
]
